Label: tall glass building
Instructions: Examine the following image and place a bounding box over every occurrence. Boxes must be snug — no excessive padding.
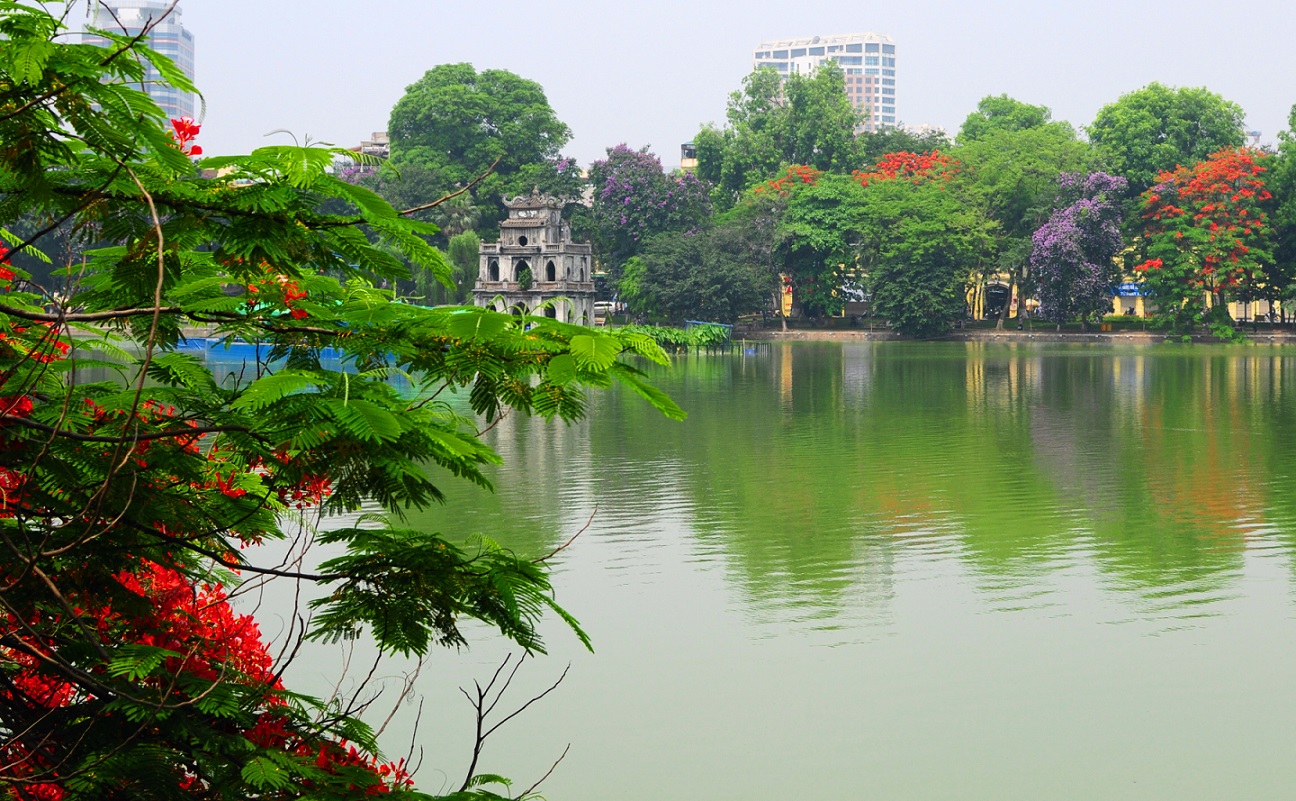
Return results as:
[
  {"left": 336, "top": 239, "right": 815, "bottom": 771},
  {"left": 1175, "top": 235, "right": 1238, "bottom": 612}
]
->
[
  {"left": 752, "top": 33, "right": 896, "bottom": 133},
  {"left": 83, "top": 2, "right": 196, "bottom": 120}
]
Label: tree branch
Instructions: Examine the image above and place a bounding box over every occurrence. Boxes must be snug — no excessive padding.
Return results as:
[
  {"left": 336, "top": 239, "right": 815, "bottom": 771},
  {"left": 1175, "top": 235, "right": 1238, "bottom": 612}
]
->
[
  {"left": 0, "top": 415, "right": 253, "bottom": 445},
  {"left": 0, "top": 304, "right": 183, "bottom": 323},
  {"left": 397, "top": 157, "right": 501, "bottom": 217}
]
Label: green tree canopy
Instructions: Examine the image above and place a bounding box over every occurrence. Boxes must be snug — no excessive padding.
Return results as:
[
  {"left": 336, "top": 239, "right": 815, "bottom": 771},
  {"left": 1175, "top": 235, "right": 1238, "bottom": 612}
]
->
[
  {"left": 714, "top": 189, "right": 788, "bottom": 326},
  {"left": 859, "top": 125, "right": 951, "bottom": 163},
  {"left": 694, "top": 64, "right": 863, "bottom": 208},
  {"left": 1271, "top": 105, "right": 1296, "bottom": 303},
  {"left": 619, "top": 226, "right": 766, "bottom": 324},
  {"left": 861, "top": 179, "right": 997, "bottom": 336},
  {"left": 777, "top": 172, "right": 870, "bottom": 319},
  {"left": 955, "top": 124, "right": 1092, "bottom": 242},
  {"left": 957, "top": 94, "right": 1060, "bottom": 143},
  {"left": 1088, "top": 83, "right": 1246, "bottom": 192},
  {"left": 445, "top": 229, "right": 481, "bottom": 302},
  {"left": 953, "top": 122, "right": 1092, "bottom": 323},
  {"left": 387, "top": 64, "right": 578, "bottom": 226}
]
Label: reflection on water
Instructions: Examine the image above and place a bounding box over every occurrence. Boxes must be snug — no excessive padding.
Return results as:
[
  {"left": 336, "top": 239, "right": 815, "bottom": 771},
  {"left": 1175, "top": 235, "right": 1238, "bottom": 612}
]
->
[
  {"left": 384, "top": 343, "right": 1296, "bottom": 800},
  {"left": 270, "top": 343, "right": 1296, "bottom": 800},
  {"left": 432, "top": 342, "right": 1296, "bottom": 627}
]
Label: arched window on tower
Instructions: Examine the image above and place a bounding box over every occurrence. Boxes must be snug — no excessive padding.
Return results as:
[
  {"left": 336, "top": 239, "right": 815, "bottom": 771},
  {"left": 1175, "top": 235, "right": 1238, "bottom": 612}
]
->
[
  {"left": 545, "top": 260, "right": 556, "bottom": 282},
  {"left": 488, "top": 259, "right": 499, "bottom": 281}
]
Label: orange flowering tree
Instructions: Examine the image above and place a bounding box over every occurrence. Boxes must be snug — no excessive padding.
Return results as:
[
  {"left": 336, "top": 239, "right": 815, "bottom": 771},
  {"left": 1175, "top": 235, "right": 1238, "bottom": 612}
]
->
[
  {"left": 1134, "top": 147, "right": 1275, "bottom": 330},
  {"left": 0, "top": 6, "right": 680, "bottom": 801},
  {"left": 742, "top": 153, "right": 970, "bottom": 322},
  {"left": 748, "top": 166, "right": 863, "bottom": 319},
  {"left": 852, "top": 150, "right": 959, "bottom": 187}
]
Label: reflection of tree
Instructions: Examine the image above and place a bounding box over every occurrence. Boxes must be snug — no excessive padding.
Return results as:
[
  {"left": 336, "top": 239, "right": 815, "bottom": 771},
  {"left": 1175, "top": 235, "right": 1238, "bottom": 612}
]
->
[
  {"left": 651, "top": 344, "right": 1296, "bottom": 618},
  {"left": 417, "top": 343, "right": 1296, "bottom": 624},
  {"left": 404, "top": 412, "right": 597, "bottom": 561},
  {"left": 1095, "top": 350, "right": 1296, "bottom": 590}
]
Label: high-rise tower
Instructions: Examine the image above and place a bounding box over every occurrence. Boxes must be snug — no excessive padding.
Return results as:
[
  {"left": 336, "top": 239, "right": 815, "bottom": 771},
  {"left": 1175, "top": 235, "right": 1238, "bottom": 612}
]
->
[
  {"left": 752, "top": 33, "right": 896, "bottom": 133},
  {"left": 83, "top": 2, "right": 196, "bottom": 120}
]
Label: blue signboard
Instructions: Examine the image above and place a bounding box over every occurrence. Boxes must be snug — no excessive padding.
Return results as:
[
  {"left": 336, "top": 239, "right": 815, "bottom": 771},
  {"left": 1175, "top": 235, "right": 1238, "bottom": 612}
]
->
[{"left": 1113, "top": 282, "right": 1143, "bottom": 297}]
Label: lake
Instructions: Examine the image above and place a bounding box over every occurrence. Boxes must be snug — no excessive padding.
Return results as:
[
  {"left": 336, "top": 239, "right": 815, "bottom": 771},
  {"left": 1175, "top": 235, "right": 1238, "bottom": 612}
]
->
[{"left": 274, "top": 341, "right": 1296, "bottom": 800}]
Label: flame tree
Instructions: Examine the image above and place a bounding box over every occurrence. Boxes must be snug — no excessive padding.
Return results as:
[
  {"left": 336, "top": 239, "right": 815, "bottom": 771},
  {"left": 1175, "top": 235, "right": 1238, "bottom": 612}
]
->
[
  {"left": 0, "top": 5, "right": 680, "bottom": 800},
  {"left": 1134, "top": 148, "right": 1275, "bottom": 331}
]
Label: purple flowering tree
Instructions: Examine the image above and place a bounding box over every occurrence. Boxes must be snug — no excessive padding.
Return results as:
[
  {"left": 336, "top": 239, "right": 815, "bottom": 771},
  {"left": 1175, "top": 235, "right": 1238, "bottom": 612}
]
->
[
  {"left": 585, "top": 144, "right": 712, "bottom": 275},
  {"left": 1029, "top": 172, "right": 1129, "bottom": 328}
]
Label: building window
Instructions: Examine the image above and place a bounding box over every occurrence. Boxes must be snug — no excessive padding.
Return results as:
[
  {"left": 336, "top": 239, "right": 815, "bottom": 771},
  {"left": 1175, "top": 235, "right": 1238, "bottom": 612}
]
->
[
  {"left": 488, "top": 260, "right": 500, "bottom": 281},
  {"left": 837, "top": 56, "right": 862, "bottom": 65},
  {"left": 846, "top": 43, "right": 862, "bottom": 53},
  {"left": 866, "top": 43, "right": 880, "bottom": 53},
  {"left": 883, "top": 69, "right": 895, "bottom": 76},
  {"left": 882, "top": 57, "right": 896, "bottom": 67},
  {"left": 545, "top": 260, "right": 556, "bottom": 281},
  {"left": 882, "top": 88, "right": 895, "bottom": 95},
  {"left": 772, "top": 50, "right": 788, "bottom": 58},
  {"left": 866, "top": 68, "right": 880, "bottom": 75},
  {"left": 883, "top": 78, "right": 895, "bottom": 86},
  {"left": 865, "top": 56, "right": 880, "bottom": 66},
  {"left": 791, "top": 48, "right": 806, "bottom": 57},
  {"left": 883, "top": 44, "right": 896, "bottom": 54},
  {"left": 882, "top": 106, "right": 895, "bottom": 114},
  {"left": 882, "top": 116, "right": 895, "bottom": 123}
]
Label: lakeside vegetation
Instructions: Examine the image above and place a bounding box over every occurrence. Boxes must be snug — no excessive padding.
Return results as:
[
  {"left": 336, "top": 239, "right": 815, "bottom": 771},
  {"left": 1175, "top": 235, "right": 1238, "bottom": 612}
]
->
[{"left": 321, "top": 61, "right": 1296, "bottom": 343}]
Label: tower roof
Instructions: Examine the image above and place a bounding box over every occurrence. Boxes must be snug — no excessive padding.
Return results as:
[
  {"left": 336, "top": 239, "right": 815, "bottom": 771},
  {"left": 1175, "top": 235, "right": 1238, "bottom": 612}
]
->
[{"left": 503, "top": 187, "right": 566, "bottom": 211}]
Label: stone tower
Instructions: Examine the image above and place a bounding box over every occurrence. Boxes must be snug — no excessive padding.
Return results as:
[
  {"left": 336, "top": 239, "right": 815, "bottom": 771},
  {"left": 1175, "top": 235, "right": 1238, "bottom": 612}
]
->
[{"left": 473, "top": 189, "right": 595, "bottom": 325}]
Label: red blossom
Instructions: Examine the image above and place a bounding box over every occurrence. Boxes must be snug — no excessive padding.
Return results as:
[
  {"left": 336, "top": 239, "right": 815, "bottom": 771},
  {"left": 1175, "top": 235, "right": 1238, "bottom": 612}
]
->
[{"left": 169, "top": 117, "right": 203, "bottom": 156}]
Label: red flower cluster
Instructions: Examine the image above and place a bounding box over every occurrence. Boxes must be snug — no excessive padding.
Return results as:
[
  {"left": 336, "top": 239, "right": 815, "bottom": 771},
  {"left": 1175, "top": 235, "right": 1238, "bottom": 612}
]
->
[
  {"left": 1, "top": 555, "right": 412, "bottom": 796},
  {"left": 248, "top": 272, "right": 310, "bottom": 320},
  {"left": 853, "top": 150, "right": 959, "bottom": 187},
  {"left": 753, "top": 164, "right": 823, "bottom": 195},
  {"left": 0, "top": 244, "right": 12, "bottom": 283},
  {"left": 169, "top": 117, "right": 202, "bottom": 156},
  {"left": 246, "top": 715, "right": 415, "bottom": 795},
  {"left": 1138, "top": 147, "right": 1272, "bottom": 295}
]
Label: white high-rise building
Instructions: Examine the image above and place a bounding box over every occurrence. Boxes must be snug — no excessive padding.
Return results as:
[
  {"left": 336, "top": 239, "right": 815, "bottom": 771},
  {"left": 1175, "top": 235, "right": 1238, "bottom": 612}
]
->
[
  {"left": 752, "top": 33, "right": 897, "bottom": 133},
  {"left": 83, "top": 2, "right": 196, "bottom": 120}
]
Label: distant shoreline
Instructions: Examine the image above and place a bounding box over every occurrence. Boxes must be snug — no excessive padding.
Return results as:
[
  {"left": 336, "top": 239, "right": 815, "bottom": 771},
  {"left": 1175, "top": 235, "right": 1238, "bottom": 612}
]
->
[{"left": 734, "top": 327, "right": 1296, "bottom": 345}]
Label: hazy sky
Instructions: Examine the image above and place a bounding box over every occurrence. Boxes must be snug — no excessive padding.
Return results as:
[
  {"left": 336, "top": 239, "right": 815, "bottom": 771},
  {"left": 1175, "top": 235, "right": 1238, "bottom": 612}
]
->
[{"left": 70, "top": 0, "right": 1296, "bottom": 167}]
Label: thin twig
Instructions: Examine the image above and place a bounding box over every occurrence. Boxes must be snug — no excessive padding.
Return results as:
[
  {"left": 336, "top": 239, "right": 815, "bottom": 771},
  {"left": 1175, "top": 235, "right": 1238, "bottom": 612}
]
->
[
  {"left": 534, "top": 506, "right": 597, "bottom": 564},
  {"left": 515, "top": 743, "right": 571, "bottom": 800}
]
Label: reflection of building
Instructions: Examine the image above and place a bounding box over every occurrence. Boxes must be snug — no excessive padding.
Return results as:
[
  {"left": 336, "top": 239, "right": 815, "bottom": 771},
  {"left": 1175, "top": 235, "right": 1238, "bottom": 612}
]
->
[
  {"left": 752, "top": 32, "right": 897, "bottom": 133},
  {"left": 474, "top": 189, "right": 596, "bottom": 325},
  {"left": 83, "top": 2, "right": 196, "bottom": 120}
]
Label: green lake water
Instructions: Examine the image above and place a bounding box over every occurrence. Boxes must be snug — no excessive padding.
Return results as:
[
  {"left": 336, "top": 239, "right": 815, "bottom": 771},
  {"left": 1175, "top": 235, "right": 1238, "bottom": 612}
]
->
[{"left": 279, "top": 342, "right": 1296, "bottom": 799}]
